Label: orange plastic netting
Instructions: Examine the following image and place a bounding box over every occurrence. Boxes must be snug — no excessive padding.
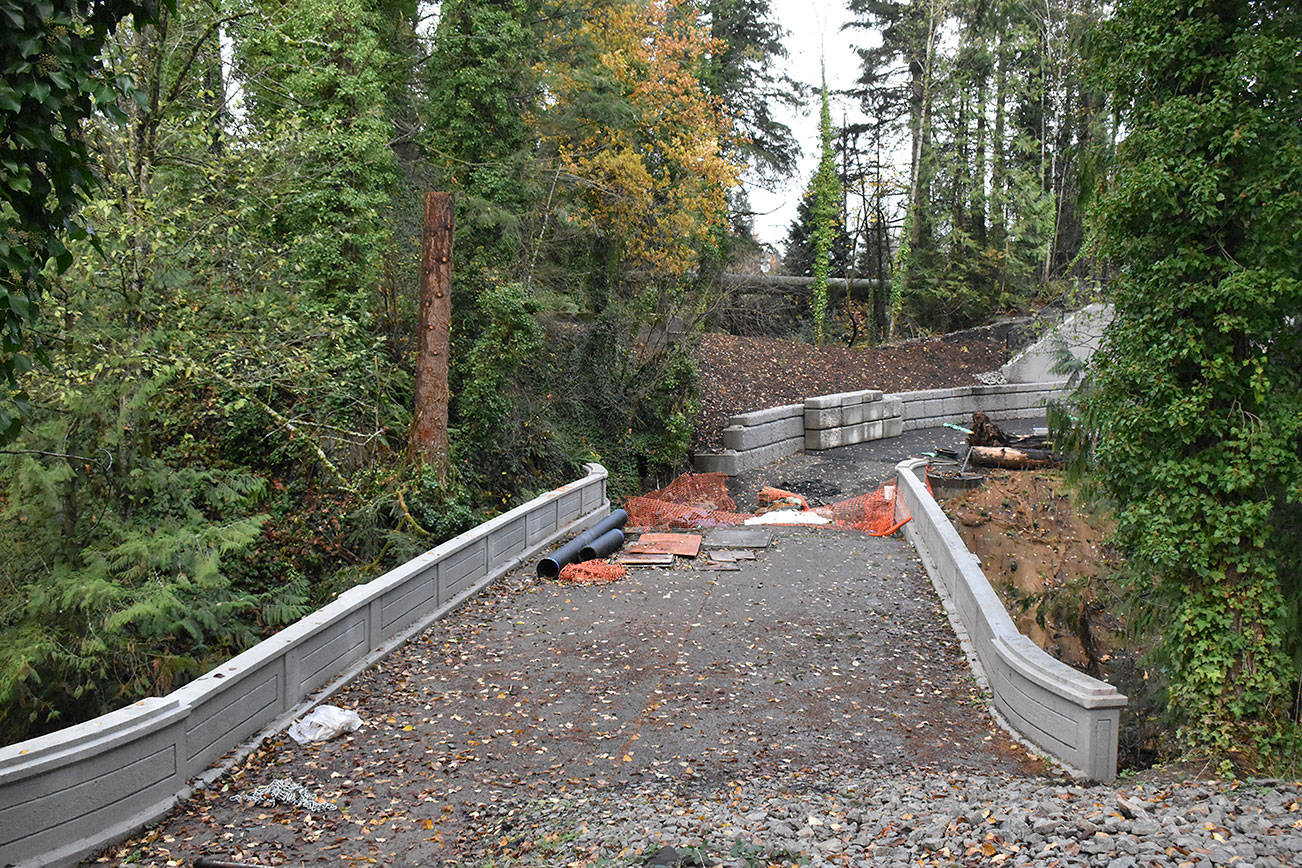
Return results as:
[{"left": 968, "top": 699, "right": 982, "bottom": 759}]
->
[
  {"left": 557, "top": 559, "right": 628, "bottom": 585},
  {"left": 624, "top": 472, "right": 915, "bottom": 536},
  {"left": 815, "top": 485, "right": 913, "bottom": 536},
  {"left": 624, "top": 473, "right": 753, "bottom": 531}
]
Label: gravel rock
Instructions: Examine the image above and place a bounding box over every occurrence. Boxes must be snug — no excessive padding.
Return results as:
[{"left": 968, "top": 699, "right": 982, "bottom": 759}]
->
[{"left": 487, "top": 771, "right": 1302, "bottom": 867}]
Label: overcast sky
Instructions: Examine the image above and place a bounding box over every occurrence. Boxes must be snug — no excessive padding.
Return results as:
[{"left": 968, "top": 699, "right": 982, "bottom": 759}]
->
[{"left": 745, "top": 1, "right": 876, "bottom": 250}]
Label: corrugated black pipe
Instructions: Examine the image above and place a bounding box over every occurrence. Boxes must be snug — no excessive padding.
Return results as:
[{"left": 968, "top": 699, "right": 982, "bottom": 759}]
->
[
  {"left": 579, "top": 528, "right": 625, "bottom": 561},
  {"left": 537, "top": 508, "right": 628, "bottom": 578}
]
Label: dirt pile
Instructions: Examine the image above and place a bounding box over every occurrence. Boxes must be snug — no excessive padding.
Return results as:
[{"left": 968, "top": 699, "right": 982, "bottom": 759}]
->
[
  {"left": 693, "top": 328, "right": 1011, "bottom": 451},
  {"left": 943, "top": 470, "right": 1119, "bottom": 673}
]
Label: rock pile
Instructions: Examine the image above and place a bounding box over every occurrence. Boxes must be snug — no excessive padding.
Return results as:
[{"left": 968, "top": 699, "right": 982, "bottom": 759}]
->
[{"left": 495, "top": 768, "right": 1302, "bottom": 867}]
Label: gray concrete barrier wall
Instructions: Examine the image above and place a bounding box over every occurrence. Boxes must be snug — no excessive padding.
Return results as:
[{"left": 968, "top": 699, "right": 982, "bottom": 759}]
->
[
  {"left": 694, "top": 381, "right": 1068, "bottom": 475},
  {"left": 894, "top": 458, "right": 1125, "bottom": 780},
  {"left": 0, "top": 464, "right": 610, "bottom": 868},
  {"left": 697, "top": 403, "right": 805, "bottom": 475},
  {"left": 893, "top": 381, "right": 1071, "bottom": 432},
  {"left": 803, "top": 389, "right": 904, "bottom": 450}
]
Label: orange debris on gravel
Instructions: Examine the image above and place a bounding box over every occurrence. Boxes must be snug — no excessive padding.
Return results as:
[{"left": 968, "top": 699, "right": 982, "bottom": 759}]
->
[{"left": 757, "top": 486, "right": 809, "bottom": 512}]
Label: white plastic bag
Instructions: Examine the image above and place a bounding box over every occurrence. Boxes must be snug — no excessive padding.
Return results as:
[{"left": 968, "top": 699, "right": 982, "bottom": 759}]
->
[{"left": 287, "top": 704, "right": 363, "bottom": 744}]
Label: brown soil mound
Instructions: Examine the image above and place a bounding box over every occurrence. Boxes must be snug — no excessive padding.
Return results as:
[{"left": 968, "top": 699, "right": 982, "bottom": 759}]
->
[
  {"left": 944, "top": 469, "right": 1121, "bottom": 675},
  {"left": 692, "top": 329, "right": 1011, "bottom": 451}
]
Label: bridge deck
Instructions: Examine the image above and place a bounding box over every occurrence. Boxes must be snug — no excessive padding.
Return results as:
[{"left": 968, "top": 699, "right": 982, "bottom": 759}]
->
[{"left": 103, "top": 519, "right": 1046, "bottom": 865}]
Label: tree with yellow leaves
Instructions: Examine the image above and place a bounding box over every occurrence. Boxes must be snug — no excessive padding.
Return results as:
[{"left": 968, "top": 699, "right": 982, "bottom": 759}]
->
[{"left": 538, "top": 0, "right": 744, "bottom": 284}]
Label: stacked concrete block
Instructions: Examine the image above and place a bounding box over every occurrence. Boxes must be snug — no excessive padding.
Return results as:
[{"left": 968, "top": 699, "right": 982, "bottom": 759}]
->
[
  {"left": 803, "top": 389, "right": 903, "bottom": 450},
  {"left": 695, "top": 403, "right": 804, "bottom": 475},
  {"left": 895, "top": 458, "right": 1125, "bottom": 781},
  {"left": 695, "top": 379, "right": 1072, "bottom": 476},
  {"left": 894, "top": 381, "right": 1072, "bottom": 432},
  {"left": 0, "top": 465, "right": 611, "bottom": 868}
]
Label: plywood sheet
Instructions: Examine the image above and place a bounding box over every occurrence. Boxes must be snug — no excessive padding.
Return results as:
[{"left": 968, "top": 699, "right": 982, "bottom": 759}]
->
[{"left": 627, "top": 532, "right": 702, "bottom": 558}]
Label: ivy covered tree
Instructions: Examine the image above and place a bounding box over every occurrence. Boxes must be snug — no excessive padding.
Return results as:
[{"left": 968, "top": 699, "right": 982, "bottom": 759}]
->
[
  {"left": 781, "top": 185, "right": 852, "bottom": 281},
  {"left": 809, "top": 77, "right": 839, "bottom": 345},
  {"left": 1083, "top": 0, "right": 1302, "bottom": 764},
  {"left": 232, "top": 0, "right": 403, "bottom": 310}
]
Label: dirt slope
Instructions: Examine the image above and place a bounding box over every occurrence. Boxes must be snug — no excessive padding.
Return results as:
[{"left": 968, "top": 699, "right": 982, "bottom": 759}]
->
[{"left": 692, "top": 327, "right": 1013, "bottom": 451}]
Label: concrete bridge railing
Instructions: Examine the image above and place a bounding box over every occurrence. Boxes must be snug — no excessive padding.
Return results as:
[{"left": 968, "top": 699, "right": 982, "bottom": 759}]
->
[
  {"left": 894, "top": 458, "right": 1126, "bottom": 781},
  {"left": 0, "top": 464, "right": 610, "bottom": 868}
]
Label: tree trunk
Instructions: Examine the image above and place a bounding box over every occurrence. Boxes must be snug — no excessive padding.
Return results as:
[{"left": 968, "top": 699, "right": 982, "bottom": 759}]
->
[
  {"left": 970, "top": 445, "right": 1059, "bottom": 469},
  {"left": 408, "top": 192, "right": 454, "bottom": 483}
]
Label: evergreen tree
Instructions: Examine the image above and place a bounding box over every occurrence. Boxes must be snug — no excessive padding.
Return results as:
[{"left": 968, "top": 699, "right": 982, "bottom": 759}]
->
[
  {"left": 702, "top": 0, "right": 800, "bottom": 181},
  {"left": 846, "top": 0, "right": 1107, "bottom": 333}
]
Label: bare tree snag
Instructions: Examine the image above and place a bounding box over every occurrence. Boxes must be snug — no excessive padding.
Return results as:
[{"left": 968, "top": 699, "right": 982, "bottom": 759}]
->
[{"left": 408, "top": 192, "right": 453, "bottom": 484}]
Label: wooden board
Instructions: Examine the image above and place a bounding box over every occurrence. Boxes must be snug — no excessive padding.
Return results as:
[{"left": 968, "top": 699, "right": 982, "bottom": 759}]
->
[
  {"left": 615, "top": 552, "right": 676, "bottom": 567},
  {"left": 710, "top": 549, "right": 756, "bottom": 561},
  {"left": 627, "top": 532, "right": 702, "bottom": 558}
]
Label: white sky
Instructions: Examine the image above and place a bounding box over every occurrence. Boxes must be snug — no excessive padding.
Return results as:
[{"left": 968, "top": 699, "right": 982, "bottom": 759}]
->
[{"left": 745, "top": 0, "right": 876, "bottom": 249}]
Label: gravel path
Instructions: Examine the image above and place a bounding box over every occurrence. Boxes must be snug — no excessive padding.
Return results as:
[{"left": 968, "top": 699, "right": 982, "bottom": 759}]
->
[
  {"left": 97, "top": 530, "right": 1046, "bottom": 866},
  {"left": 484, "top": 771, "right": 1302, "bottom": 866}
]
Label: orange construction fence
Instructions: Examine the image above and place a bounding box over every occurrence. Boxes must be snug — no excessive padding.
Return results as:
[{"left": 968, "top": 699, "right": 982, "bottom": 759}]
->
[{"left": 624, "top": 472, "right": 916, "bottom": 536}]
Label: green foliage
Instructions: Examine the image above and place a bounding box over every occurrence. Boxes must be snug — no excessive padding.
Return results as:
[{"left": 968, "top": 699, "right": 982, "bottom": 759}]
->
[
  {"left": 0, "top": 0, "right": 157, "bottom": 439},
  {"left": 544, "top": 304, "right": 700, "bottom": 501},
  {"left": 452, "top": 282, "right": 581, "bottom": 500},
  {"left": 701, "top": 0, "right": 799, "bottom": 181},
  {"left": 1080, "top": 0, "right": 1302, "bottom": 764},
  {"left": 0, "top": 0, "right": 736, "bottom": 747},
  {"left": 809, "top": 78, "right": 838, "bottom": 345},
  {"left": 0, "top": 1, "right": 411, "bottom": 744},
  {"left": 849, "top": 0, "right": 1106, "bottom": 334},
  {"left": 232, "top": 0, "right": 402, "bottom": 308},
  {"left": 423, "top": 0, "right": 540, "bottom": 293}
]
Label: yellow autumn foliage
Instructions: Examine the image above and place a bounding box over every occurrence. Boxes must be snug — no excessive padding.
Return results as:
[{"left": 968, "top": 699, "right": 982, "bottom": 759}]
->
[{"left": 538, "top": 0, "right": 743, "bottom": 276}]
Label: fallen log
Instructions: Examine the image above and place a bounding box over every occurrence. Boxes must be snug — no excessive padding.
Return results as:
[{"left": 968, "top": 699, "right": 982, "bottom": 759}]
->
[{"left": 969, "top": 445, "right": 1061, "bottom": 469}]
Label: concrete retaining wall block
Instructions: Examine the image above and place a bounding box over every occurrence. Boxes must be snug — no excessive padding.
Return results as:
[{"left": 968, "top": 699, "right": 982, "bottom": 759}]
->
[
  {"left": 804, "top": 393, "right": 844, "bottom": 410},
  {"left": 895, "top": 458, "right": 1124, "bottom": 781},
  {"left": 727, "top": 403, "right": 804, "bottom": 428},
  {"left": 804, "top": 406, "right": 843, "bottom": 430},
  {"left": 694, "top": 451, "right": 740, "bottom": 475},
  {"left": 698, "top": 381, "right": 1068, "bottom": 475},
  {"left": 722, "top": 414, "right": 804, "bottom": 452},
  {"left": 805, "top": 427, "right": 842, "bottom": 451},
  {"left": 0, "top": 464, "right": 611, "bottom": 868},
  {"left": 841, "top": 389, "right": 882, "bottom": 405}
]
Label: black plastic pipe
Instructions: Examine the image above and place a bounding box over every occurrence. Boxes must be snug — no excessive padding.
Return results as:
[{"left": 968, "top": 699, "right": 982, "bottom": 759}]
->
[
  {"left": 536, "top": 508, "right": 628, "bottom": 578},
  {"left": 579, "top": 528, "right": 625, "bottom": 561}
]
